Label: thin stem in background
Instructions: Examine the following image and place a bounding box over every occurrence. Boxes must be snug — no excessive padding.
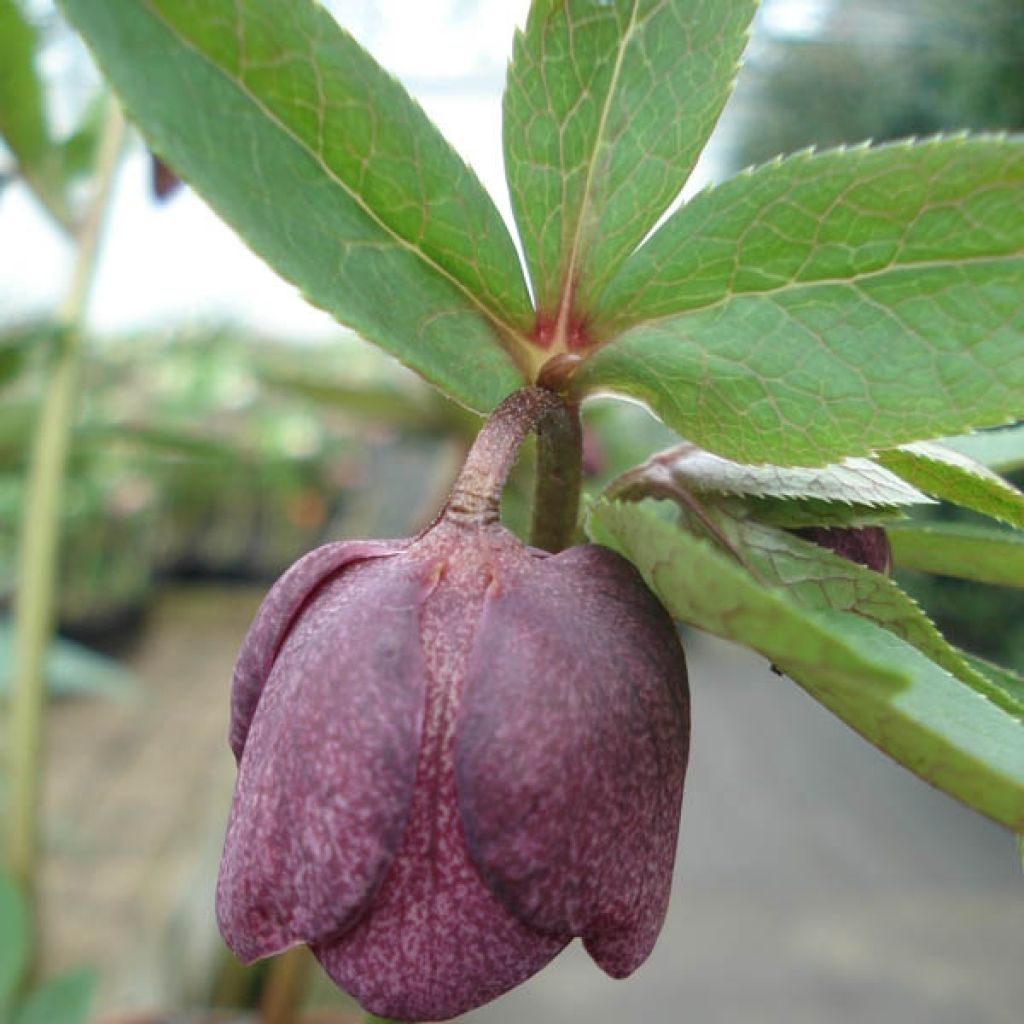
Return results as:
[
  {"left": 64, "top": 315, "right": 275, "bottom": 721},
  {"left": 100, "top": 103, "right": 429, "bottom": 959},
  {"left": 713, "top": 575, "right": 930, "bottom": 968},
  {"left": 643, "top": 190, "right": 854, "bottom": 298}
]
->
[
  {"left": 5, "top": 101, "right": 125, "bottom": 913},
  {"left": 259, "top": 945, "right": 312, "bottom": 1024}
]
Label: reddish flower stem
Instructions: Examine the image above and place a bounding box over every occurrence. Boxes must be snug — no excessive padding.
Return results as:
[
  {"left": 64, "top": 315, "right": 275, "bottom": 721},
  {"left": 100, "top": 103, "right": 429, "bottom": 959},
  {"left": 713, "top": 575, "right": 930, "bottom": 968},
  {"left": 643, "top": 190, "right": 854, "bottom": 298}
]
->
[{"left": 444, "top": 387, "right": 582, "bottom": 552}]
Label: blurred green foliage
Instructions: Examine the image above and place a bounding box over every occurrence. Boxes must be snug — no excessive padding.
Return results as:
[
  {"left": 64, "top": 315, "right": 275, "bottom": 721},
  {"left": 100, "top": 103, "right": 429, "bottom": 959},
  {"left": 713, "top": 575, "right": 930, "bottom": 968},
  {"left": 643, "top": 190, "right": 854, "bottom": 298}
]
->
[
  {"left": 0, "top": 871, "right": 95, "bottom": 1024},
  {"left": 0, "top": 322, "right": 669, "bottom": 648},
  {"left": 728, "top": 0, "right": 1024, "bottom": 666},
  {"left": 0, "top": 325, "right": 448, "bottom": 639},
  {"left": 731, "top": 0, "right": 1024, "bottom": 172}
]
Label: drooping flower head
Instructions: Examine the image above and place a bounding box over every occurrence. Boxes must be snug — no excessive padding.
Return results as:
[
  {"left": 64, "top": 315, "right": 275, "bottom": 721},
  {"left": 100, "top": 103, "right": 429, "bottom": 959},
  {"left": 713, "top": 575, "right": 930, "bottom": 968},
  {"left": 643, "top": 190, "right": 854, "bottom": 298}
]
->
[{"left": 217, "top": 388, "right": 690, "bottom": 1021}]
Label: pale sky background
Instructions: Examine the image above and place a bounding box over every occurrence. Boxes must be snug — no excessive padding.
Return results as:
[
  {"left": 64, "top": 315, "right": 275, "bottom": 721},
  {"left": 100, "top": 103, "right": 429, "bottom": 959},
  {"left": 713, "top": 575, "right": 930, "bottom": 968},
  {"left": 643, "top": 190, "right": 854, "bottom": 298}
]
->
[{"left": 0, "top": 0, "right": 816, "bottom": 342}]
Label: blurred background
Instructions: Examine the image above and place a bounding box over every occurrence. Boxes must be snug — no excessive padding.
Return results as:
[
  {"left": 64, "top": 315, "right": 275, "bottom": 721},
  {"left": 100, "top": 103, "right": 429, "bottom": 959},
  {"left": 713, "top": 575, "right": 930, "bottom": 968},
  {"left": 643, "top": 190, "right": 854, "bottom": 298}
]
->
[{"left": 1, "top": 1, "right": 1022, "bottom": 1022}]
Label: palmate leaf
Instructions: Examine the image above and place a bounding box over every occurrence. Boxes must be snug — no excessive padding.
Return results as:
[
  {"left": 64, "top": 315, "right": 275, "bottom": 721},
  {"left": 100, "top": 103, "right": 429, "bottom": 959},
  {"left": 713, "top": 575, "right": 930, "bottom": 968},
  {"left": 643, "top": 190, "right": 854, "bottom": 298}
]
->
[
  {"left": 875, "top": 441, "right": 1024, "bottom": 527},
  {"left": 888, "top": 521, "right": 1024, "bottom": 587},
  {"left": 576, "top": 138, "right": 1024, "bottom": 465},
  {"left": 61, "top": 0, "right": 537, "bottom": 412},
  {"left": 587, "top": 498, "right": 1024, "bottom": 829},
  {"left": 941, "top": 423, "right": 1024, "bottom": 475},
  {"left": 504, "top": 0, "right": 756, "bottom": 327}
]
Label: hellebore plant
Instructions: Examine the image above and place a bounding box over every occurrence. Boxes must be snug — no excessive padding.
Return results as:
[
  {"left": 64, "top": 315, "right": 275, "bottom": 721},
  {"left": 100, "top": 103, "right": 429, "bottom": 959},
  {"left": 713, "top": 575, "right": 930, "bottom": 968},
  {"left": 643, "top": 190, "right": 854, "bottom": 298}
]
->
[
  {"left": 59, "top": 0, "right": 1024, "bottom": 1017},
  {"left": 218, "top": 388, "right": 689, "bottom": 1020}
]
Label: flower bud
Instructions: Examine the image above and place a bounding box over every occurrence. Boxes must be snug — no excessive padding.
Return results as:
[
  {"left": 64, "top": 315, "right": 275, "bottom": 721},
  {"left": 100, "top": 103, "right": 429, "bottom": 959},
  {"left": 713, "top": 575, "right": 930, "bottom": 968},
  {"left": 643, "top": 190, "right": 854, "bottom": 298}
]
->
[
  {"left": 216, "top": 390, "right": 690, "bottom": 1021},
  {"left": 794, "top": 525, "right": 893, "bottom": 574}
]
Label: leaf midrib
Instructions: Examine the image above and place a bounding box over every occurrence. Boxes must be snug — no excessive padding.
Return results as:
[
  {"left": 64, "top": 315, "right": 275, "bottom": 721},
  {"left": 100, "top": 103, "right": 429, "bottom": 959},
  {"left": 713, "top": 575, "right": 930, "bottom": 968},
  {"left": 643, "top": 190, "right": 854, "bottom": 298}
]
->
[
  {"left": 605, "top": 249, "right": 1024, "bottom": 336},
  {"left": 142, "top": 0, "right": 531, "bottom": 359},
  {"left": 551, "top": 0, "right": 641, "bottom": 338}
]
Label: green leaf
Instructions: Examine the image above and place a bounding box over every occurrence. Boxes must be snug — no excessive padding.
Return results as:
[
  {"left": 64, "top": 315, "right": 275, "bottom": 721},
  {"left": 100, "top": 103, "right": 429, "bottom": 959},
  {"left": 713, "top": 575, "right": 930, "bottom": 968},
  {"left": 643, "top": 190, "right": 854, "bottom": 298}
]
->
[
  {"left": 875, "top": 441, "right": 1024, "bottom": 528},
  {"left": 941, "top": 424, "right": 1024, "bottom": 475},
  {"left": 606, "top": 441, "right": 929, "bottom": 527},
  {"left": 503, "top": 0, "right": 756, "bottom": 322},
  {"left": 781, "top": 614, "right": 1024, "bottom": 830},
  {"left": 577, "top": 138, "right": 1024, "bottom": 464},
  {"left": 613, "top": 442, "right": 930, "bottom": 506},
  {"left": 0, "top": 0, "right": 47, "bottom": 168},
  {"left": 0, "top": 873, "right": 29, "bottom": 1013},
  {"left": 634, "top": 487, "right": 1016, "bottom": 715},
  {"left": 12, "top": 968, "right": 96, "bottom": 1024},
  {"left": 958, "top": 652, "right": 1024, "bottom": 716},
  {"left": 730, "top": 497, "right": 911, "bottom": 529},
  {"left": 0, "top": 334, "right": 30, "bottom": 389},
  {"left": 61, "top": 0, "right": 536, "bottom": 411},
  {"left": 888, "top": 521, "right": 1024, "bottom": 587},
  {"left": 586, "top": 498, "right": 908, "bottom": 692},
  {"left": 59, "top": 88, "right": 106, "bottom": 181},
  {"left": 690, "top": 510, "right": 1019, "bottom": 718},
  {"left": 0, "top": 0, "right": 69, "bottom": 225},
  {"left": 588, "top": 499, "right": 1024, "bottom": 829}
]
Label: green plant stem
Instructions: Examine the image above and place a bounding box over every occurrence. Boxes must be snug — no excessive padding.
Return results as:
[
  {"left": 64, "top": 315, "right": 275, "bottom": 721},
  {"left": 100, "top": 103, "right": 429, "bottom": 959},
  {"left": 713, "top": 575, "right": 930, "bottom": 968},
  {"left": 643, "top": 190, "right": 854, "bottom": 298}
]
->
[
  {"left": 5, "top": 102, "right": 125, "bottom": 908},
  {"left": 530, "top": 397, "right": 582, "bottom": 552},
  {"left": 259, "top": 946, "right": 311, "bottom": 1024}
]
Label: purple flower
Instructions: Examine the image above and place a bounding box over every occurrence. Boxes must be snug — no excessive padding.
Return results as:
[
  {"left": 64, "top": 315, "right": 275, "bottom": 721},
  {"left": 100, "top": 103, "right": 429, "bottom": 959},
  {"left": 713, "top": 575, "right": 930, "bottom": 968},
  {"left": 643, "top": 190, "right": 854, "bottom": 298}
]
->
[{"left": 216, "top": 514, "right": 689, "bottom": 1021}]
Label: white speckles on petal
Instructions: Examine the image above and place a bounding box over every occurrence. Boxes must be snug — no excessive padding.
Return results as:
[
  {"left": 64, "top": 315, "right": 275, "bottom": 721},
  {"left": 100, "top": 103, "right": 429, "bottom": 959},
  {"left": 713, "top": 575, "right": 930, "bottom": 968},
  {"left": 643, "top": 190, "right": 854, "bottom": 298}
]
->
[
  {"left": 457, "top": 543, "right": 689, "bottom": 978},
  {"left": 217, "top": 557, "right": 426, "bottom": 961},
  {"left": 229, "top": 539, "right": 407, "bottom": 761},
  {"left": 217, "top": 517, "right": 690, "bottom": 1021},
  {"left": 315, "top": 526, "right": 567, "bottom": 1021}
]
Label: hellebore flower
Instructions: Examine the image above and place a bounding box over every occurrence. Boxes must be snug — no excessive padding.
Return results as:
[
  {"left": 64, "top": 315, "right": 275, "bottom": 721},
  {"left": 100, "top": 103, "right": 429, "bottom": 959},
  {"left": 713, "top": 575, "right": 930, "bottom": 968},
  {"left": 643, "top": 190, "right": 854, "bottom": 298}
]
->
[{"left": 216, "top": 389, "right": 690, "bottom": 1021}]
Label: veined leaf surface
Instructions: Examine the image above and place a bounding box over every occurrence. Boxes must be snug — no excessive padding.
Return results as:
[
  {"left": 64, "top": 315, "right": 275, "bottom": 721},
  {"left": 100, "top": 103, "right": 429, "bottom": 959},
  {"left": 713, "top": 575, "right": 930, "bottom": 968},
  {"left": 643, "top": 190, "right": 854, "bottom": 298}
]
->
[
  {"left": 504, "top": 0, "right": 755, "bottom": 330},
  {"left": 783, "top": 613, "right": 1024, "bottom": 830},
  {"left": 587, "top": 498, "right": 907, "bottom": 691},
  {"left": 876, "top": 441, "right": 1024, "bottom": 528},
  {"left": 578, "top": 138, "right": 1024, "bottom": 464},
  {"left": 588, "top": 498, "right": 1024, "bottom": 829},
  {"left": 689, "top": 510, "right": 1019, "bottom": 717},
  {"left": 62, "top": 0, "right": 536, "bottom": 410},
  {"left": 613, "top": 441, "right": 930, "bottom": 506}
]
